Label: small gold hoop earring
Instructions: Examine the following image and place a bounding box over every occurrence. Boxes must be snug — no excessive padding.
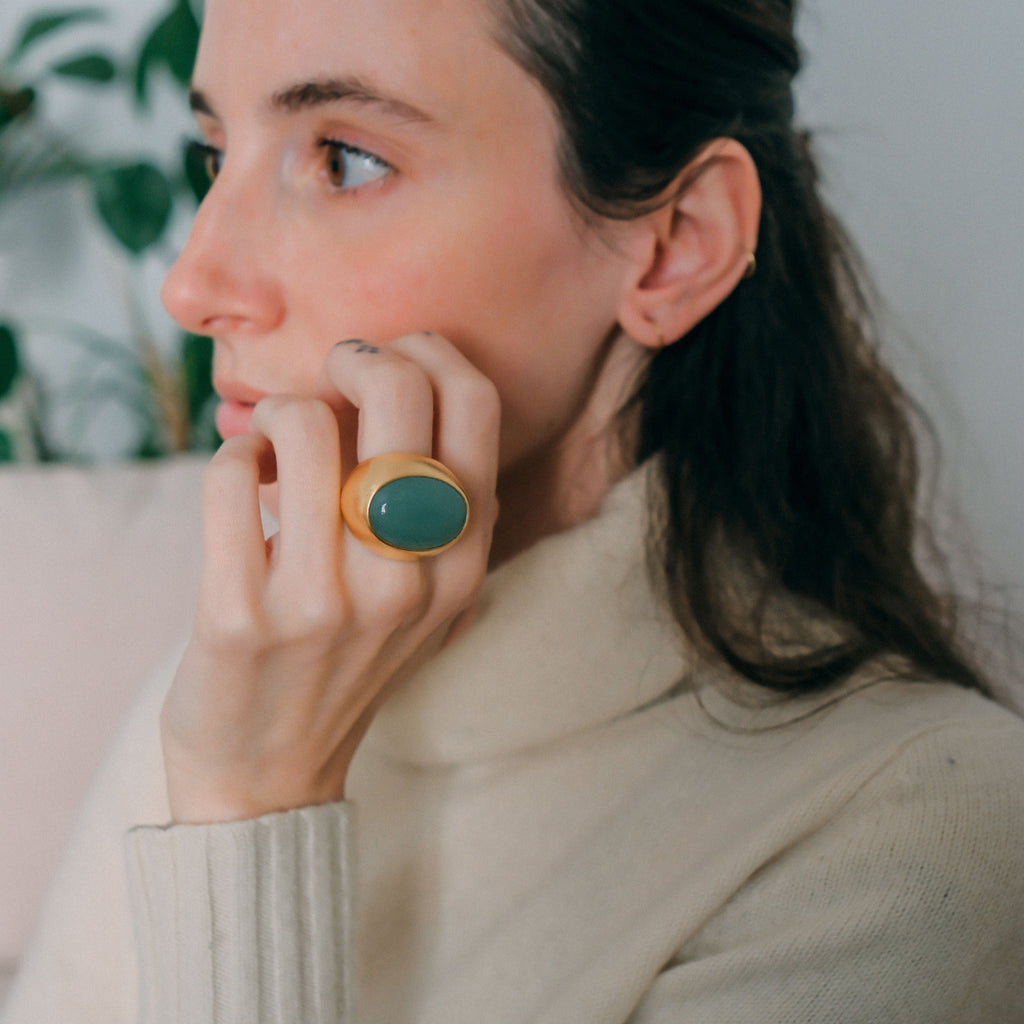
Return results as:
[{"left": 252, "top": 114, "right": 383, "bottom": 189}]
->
[{"left": 743, "top": 251, "right": 757, "bottom": 280}]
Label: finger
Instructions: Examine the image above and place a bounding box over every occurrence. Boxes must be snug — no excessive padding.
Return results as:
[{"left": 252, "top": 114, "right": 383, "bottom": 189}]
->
[
  {"left": 384, "top": 334, "right": 501, "bottom": 577},
  {"left": 387, "top": 333, "right": 501, "bottom": 501},
  {"left": 319, "top": 338, "right": 435, "bottom": 462},
  {"left": 250, "top": 396, "right": 344, "bottom": 576},
  {"left": 197, "top": 434, "right": 273, "bottom": 612}
]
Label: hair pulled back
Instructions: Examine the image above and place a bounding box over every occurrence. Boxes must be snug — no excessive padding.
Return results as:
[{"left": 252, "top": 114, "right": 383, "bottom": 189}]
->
[{"left": 490, "top": 0, "right": 984, "bottom": 694}]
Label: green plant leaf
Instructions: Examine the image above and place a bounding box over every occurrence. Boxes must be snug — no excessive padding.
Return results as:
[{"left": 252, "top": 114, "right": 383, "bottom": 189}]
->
[
  {"left": 0, "top": 323, "right": 21, "bottom": 400},
  {"left": 134, "top": 0, "right": 199, "bottom": 108},
  {"left": 180, "top": 331, "right": 213, "bottom": 418},
  {"left": 92, "top": 161, "right": 173, "bottom": 254},
  {"left": 7, "top": 8, "right": 107, "bottom": 65},
  {"left": 134, "top": 429, "right": 166, "bottom": 459},
  {"left": 0, "top": 429, "right": 14, "bottom": 462},
  {"left": 51, "top": 52, "right": 118, "bottom": 83},
  {"left": 0, "top": 86, "right": 36, "bottom": 132}
]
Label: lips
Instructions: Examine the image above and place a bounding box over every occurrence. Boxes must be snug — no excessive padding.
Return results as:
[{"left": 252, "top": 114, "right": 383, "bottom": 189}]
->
[
  {"left": 215, "top": 399, "right": 256, "bottom": 439},
  {"left": 213, "top": 380, "right": 267, "bottom": 439}
]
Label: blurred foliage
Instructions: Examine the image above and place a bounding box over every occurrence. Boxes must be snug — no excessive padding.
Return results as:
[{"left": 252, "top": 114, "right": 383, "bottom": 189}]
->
[
  {"left": 92, "top": 161, "right": 174, "bottom": 253},
  {"left": 0, "top": 1, "right": 218, "bottom": 461},
  {"left": 0, "top": 324, "right": 19, "bottom": 399}
]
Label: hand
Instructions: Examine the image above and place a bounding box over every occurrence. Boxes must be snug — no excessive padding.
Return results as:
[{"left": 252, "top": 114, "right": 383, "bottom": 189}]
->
[{"left": 160, "top": 333, "right": 500, "bottom": 823}]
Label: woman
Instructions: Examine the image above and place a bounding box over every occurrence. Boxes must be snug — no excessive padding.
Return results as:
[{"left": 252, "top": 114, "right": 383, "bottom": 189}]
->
[{"left": 5, "top": 0, "right": 1024, "bottom": 1020}]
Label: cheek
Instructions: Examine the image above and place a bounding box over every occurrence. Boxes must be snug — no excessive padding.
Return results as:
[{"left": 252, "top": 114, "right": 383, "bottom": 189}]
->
[
  {"left": 287, "top": 217, "right": 441, "bottom": 339},
  {"left": 276, "top": 191, "right": 622, "bottom": 460}
]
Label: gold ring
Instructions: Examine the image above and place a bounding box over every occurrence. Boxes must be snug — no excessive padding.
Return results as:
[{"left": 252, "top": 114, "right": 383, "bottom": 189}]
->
[{"left": 340, "top": 453, "right": 470, "bottom": 561}]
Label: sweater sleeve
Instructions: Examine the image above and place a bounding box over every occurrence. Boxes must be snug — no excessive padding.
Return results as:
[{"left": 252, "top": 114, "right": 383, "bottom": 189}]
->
[
  {"left": 627, "top": 717, "right": 1024, "bottom": 1024},
  {"left": 125, "top": 803, "right": 355, "bottom": 1024},
  {"left": 0, "top": 646, "right": 353, "bottom": 1024}
]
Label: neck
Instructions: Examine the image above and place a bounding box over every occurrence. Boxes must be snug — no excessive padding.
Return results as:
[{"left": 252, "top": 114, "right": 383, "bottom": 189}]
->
[{"left": 489, "top": 334, "right": 648, "bottom": 569}]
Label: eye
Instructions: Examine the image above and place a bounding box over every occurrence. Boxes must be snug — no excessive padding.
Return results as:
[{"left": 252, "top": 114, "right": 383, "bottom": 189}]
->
[
  {"left": 184, "top": 139, "right": 223, "bottom": 191},
  {"left": 318, "top": 139, "right": 391, "bottom": 190}
]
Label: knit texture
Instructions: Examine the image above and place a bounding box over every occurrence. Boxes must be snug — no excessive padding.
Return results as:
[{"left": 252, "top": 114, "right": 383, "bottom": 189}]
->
[{"left": 126, "top": 805, "right": 352, "bottom": 1023}]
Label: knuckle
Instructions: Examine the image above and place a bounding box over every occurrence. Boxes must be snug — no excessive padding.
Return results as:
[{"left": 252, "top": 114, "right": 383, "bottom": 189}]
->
[
  {"left": 197, "top": 586, "right": 349, "bottom": 655},
  {"left": 276, "top": 589, "right": 348, "bottom": 644},
  {"left": 361, "top": 568, "right": 430, "bottom": 625},
  {"left": 194, "top": 601, "right": 267, "bottom": 655}
]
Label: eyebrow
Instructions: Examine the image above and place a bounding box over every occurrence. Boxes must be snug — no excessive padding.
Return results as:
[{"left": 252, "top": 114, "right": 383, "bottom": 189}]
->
[{"left": 189, "top": 76, "right": 436, "bottom": 126}]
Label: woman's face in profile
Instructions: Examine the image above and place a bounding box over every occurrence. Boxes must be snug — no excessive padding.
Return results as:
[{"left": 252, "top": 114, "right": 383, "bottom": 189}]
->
[{"left": 161, "top": 0, "right": 639, "bottom": 476}]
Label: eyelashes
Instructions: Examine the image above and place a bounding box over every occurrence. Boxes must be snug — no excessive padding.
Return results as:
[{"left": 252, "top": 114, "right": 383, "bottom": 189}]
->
[{"left": 182, "top": 137, "right": 393, "bottom": 194}]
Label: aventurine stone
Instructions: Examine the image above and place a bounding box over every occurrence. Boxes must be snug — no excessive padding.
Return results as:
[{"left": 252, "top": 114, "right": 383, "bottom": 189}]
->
[{"left": 369, "top": 476, "right": 468, "bottom": 551}]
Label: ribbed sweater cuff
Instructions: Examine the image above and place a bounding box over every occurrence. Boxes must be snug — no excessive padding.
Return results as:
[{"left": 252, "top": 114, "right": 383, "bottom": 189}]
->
[{"left": 125, "top": 803, "right": 353, "bottom": 1024}]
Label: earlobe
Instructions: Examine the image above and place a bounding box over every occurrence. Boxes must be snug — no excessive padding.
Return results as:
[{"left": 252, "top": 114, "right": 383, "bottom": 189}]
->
[{"left": 617, "top": 139, "right": 762, "bottom": 349}]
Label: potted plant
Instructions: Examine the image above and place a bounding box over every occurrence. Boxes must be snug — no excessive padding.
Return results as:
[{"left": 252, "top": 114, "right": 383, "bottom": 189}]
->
[{"left": 0, "top": 0, "right": 217, "bottom": 461}]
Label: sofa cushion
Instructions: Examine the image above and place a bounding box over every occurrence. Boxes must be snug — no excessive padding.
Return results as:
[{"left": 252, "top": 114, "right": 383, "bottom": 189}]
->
[{"left": 0, "top": 455, "right": 207, "bottom": 965}]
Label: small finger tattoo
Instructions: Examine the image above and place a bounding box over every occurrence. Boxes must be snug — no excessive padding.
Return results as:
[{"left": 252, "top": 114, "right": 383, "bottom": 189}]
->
[{"left": 338, "top": 338, "right": 382, "bottom": 355}]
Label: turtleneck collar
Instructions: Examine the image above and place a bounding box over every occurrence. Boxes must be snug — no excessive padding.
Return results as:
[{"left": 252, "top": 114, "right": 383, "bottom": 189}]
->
[{"left": 361, "top": 462, "right": 691, "bottom": 766}]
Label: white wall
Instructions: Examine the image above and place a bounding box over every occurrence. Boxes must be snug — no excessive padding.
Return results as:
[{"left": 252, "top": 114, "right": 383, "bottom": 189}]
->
[{"left": 795, "top": 1, "right": 1024, "bottom": 592}]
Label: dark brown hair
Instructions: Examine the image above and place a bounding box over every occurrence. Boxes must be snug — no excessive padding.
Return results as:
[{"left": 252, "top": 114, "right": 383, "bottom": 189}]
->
[{"left": 491, "top": 0, "right": 985, "bottom": 694}]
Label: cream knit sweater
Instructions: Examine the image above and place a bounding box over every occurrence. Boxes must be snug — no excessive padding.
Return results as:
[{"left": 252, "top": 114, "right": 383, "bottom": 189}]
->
[{"left": 5, "top": 469, "right": 1024, "bottom": 1023}]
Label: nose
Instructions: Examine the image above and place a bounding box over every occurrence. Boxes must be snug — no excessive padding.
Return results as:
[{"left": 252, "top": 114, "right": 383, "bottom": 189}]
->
[{"left": 161, "top": 172, "right": 285, "bottom": 338}]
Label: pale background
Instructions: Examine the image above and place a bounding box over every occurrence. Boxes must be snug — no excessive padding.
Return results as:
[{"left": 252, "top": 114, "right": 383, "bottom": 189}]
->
[{"left": 1, "top": 0, "right": 1022, "bottom": 987}]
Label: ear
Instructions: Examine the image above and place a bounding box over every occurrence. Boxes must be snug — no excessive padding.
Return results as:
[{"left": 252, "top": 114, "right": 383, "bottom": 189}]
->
[{"left": 616, "top": 139, "right": 761, "bottom": 348}]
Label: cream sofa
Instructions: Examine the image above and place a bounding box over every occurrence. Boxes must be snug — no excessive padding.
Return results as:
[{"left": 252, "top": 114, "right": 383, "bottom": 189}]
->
[{"left": 0, "top": 455, "right": 208, "bottom": 998}]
